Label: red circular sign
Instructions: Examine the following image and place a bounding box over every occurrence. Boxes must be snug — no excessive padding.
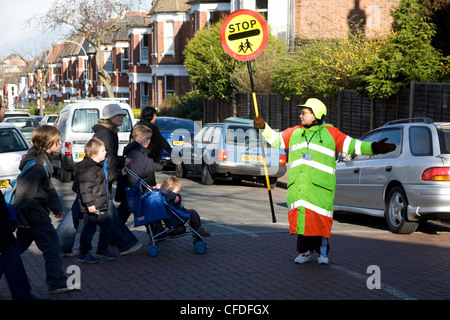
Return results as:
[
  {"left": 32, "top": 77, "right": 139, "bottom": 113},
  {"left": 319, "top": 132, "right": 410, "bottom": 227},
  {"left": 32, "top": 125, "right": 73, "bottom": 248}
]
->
[{"left": 220, "top": 9, "right": 268, "bottom": 61}]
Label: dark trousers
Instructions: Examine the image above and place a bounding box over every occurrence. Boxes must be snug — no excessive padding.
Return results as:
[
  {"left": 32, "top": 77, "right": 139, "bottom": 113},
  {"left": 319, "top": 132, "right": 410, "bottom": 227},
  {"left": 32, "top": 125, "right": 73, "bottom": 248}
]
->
[
  {"left": 17, "top": 223, "right": 67, "bottom": 291},
  {"left": 297, "top": 235, "right": 330, "bottom": 257},
  {"left": 0, "top": 244, "right": 34, "bottom": 300},
  {"left": 79, "top": 209, "right": 113, "bottom": 255},
  {"left": 109, "top": 201, "right": 139, "bottom": 252}
]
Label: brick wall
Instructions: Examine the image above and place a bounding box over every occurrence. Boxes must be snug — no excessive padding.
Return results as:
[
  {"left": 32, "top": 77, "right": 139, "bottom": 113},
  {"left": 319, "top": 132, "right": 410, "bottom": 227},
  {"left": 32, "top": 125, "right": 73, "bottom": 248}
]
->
[{"left": 295, "top": 0, "right": 400, "bottom": 39}]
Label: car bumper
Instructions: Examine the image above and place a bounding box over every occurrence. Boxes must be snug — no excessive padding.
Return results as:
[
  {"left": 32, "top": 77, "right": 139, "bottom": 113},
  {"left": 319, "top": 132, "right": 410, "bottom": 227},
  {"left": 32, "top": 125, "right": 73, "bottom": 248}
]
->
[
  {"left": 405, "top": 184, "right": 450, "bottom": 221},
  {"left": 210, "top": 162, "right": 286, "bottom": 178}
]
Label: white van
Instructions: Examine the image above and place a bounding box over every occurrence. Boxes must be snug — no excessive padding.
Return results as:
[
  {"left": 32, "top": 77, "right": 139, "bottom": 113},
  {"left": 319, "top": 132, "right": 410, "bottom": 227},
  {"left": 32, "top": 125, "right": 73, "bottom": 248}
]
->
[{"left": 53, "top": 98, "right": 135, "bottom": 182}]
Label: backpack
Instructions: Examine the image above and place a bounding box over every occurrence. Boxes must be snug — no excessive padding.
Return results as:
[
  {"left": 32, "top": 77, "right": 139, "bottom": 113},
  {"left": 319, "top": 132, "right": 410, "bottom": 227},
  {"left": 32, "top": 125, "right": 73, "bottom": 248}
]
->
[{"left": 4, "top": 160, "right": 51, "bottom": 222}]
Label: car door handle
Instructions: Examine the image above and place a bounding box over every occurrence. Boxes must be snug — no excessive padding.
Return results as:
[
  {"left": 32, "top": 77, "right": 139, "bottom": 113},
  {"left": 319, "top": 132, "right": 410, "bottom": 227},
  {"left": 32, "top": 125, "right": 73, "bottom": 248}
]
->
[
  {"left": 354, "top": 168, "right": 360, "bottom": 174},
  {"left": 386, "top": 166, "right": 392, "bottom": 172}
]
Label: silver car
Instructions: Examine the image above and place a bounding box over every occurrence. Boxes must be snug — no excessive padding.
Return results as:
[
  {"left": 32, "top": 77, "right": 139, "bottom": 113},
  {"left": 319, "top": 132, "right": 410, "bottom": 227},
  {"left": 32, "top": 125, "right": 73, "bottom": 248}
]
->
[
  {"left": 174, "top": 121, "right": 287, "bottom": 187},
  {"left": 0, "top": 123, "right": 30, "bottom": 193},
  {"left": 334, "top": 117, "right": 450, "bottom": 234}
]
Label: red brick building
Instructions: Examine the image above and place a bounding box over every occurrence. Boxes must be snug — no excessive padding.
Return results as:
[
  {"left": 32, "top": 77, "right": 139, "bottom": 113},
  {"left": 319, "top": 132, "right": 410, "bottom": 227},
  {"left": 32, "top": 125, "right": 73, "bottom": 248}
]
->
[{"left": 10, "top": 0, "right": 401, "bottom": 110}]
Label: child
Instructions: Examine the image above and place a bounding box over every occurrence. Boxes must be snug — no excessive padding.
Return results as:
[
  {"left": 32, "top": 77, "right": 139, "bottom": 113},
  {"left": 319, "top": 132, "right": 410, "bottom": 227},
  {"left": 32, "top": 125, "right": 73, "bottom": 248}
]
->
[
  {"left": 14, "top": 125, "right": 77, "bottom": 293},
  {"left": 74, "top": 138, "right": 120, "bottom": 263},
  {"left": 160, "top": 176, "right": 210, "bottom": 237},
  {"left": 116, "top": 125, "right": 163, "bottom": 223}
]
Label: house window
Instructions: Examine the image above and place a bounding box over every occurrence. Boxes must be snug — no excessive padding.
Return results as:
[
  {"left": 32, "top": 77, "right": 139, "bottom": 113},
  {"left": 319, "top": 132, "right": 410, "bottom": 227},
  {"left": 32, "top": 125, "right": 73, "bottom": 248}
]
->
[
  {"left": 208, "top": 11, "right": 221, "bottom": 26},
  {"left": 165, "top": 75, "right": 175, "bottom": 98},
  {"left": 164, "top": 21, "right": 175, "bottom": 53},
  {"left": 122, "top": 48, "right": 129, "bottom": 72},
  {"left": 104, "top": 51, "right": 112, "bottom": 72},
  {"left": 140, "top": 82, "right": 149, "bottom": 107},
  {"left": 83, "top": 59, "right": 88, "bottom": 81},
  {"left": 152, "top": 22, "right": 158, "bottom": 56},
  {"left": 256, "top": 0, "right": 268, "bottom": 20},
  {"left": 140, "top": 34, "right": 149, "bottom": 62}
]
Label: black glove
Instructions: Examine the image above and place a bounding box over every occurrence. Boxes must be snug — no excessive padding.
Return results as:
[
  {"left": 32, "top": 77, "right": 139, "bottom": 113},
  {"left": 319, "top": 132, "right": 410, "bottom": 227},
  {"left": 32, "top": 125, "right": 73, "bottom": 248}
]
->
[
  {"left": 371, "top": 138, "right": 396, "bottom": 154},
  {"left": 253, "top": 115, "right": 265, "bottom": 130}
]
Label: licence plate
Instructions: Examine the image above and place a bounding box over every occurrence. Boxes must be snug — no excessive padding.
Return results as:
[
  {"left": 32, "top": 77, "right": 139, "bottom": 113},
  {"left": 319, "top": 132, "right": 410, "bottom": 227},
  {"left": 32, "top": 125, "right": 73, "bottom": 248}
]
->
[
  {"left": 0, "top": 179, "right": 8, "bottom": 188},
  {"left": 172, "top": 140, "right": 185, "bottom": 146},
  {"left": 241, "top": 155, "right": 263, "bottom": 163},
  {"left": 75, "top": 153, "right": 85, "bottom": 160}
]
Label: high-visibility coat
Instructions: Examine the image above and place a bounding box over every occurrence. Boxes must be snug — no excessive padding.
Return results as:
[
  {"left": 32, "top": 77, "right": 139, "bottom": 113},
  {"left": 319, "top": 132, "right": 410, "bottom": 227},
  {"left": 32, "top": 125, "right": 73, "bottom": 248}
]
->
[{"left": 262, "top": 122, "right": 374, "bottom": 238}]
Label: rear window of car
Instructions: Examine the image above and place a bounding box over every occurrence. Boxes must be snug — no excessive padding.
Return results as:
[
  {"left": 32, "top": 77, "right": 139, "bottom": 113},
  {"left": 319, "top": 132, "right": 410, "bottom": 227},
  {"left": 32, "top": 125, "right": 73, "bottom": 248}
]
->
[
  {"left": 0, "top": 128, "right": 29, "bottom": 153},
  {"left": 437, "top": 127, "right": 450, "bottom": 154},
  {"left": 225, "top": 126, "right": 259, "bottom": 147},
  {"left": 155, "top": 119, "right": 195, "bottom": 132},
  {"left": 71, "top": 108, "right": 133, "bottom": 133}
]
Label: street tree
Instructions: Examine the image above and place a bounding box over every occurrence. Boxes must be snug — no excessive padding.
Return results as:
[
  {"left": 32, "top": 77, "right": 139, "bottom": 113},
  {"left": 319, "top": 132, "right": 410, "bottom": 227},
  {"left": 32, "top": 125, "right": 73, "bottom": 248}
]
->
[
  {"left": 183, "top": 19, "right": 237, "bottom": 101},
  {"left": 36, "top": 0, "right": 135, "bottom": 98},
  {"left": 353, "top": 0, "right": 445, "bottom": 99}
]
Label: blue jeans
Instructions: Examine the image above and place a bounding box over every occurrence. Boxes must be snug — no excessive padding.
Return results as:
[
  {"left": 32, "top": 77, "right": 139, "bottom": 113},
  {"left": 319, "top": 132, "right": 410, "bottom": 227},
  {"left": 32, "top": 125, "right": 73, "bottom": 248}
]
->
[
  {"left": 58, "top": 198, "right": 80, "bottom": 254},
  {"left": 0, "top": 244, "right": 34, "bottom": 300},
  {"left": 17, "top": 223, "right": 67, "bottom": 291},
  {"left": 79, "top": 209, "right": 113, "bottom": 255},
  {"left": 109, "top": 201, "right": 139, "bottom": 252}
]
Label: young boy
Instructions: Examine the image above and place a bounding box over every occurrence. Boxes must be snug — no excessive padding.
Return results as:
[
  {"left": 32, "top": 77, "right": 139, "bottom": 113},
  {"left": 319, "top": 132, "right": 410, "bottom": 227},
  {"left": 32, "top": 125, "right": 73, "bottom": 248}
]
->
[
  {"left": 74, "top": 138, "right": 122, "bottom": 263},
  {"left": 160, "top": 176, "right": 210, "bottom": 237},
  {"left": 116, "top": 125, "right": 163, "bottom": 223}
]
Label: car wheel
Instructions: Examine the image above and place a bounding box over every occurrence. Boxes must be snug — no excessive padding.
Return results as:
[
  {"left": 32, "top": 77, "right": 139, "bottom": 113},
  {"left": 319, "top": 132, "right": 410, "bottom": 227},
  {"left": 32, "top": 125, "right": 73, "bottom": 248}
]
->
[
  {"left": 385, "top": 186, "right": 419, "bottom": 234},
  {"left": 175, "top": 163, "right": 187, "bottom": 178},
  {"left": 201, "top": 165, "right": 214, "bottom": 185}
]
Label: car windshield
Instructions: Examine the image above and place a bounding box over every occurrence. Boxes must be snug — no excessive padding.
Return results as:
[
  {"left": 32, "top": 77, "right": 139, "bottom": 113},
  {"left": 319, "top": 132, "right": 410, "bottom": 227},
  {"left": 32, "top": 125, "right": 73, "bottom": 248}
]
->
[
  {"left": 0, "top": 128, "right": 29, "bottom": 153},
  {"left": 156, "top": 118, "right": 195, "bottom": 132},
  {"left": 72, "top": 108, "right": 133, "bottom": 133}
]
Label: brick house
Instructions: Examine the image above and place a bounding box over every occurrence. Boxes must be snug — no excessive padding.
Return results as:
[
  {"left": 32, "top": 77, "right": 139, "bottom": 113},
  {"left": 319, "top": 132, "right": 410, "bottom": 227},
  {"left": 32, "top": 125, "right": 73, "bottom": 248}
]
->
[{"left": 8, "top": 0, "right": 401, "bottom": 110}]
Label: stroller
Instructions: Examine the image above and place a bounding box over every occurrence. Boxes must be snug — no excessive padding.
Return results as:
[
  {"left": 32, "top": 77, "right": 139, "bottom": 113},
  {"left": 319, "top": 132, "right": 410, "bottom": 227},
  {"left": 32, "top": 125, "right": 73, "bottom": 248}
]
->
[{"left": 125, "top": 169, "right": 207, "bottom": 256}]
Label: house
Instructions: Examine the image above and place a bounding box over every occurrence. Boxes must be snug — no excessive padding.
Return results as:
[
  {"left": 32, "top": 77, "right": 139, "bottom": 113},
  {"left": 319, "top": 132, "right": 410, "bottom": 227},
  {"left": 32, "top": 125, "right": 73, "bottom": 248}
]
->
[{"left": 2, "top": 0, "right": 401, "bottom": 110}]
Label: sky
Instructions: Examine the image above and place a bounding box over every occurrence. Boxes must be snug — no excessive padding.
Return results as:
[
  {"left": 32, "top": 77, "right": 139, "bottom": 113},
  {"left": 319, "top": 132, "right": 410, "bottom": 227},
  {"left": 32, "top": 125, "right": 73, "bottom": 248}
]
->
[
  {"left": 0, "top": 0, "right": 60, "bottom": 60},
  {"left": 0, "top": 0, "right": 154, "bottom": 61}
]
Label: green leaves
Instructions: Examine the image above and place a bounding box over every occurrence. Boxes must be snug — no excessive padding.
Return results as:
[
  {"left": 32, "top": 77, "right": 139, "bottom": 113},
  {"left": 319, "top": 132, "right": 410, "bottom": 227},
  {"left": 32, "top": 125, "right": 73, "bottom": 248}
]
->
[{"left": 183, "top": 19, "right": 236, "bottom": 101}]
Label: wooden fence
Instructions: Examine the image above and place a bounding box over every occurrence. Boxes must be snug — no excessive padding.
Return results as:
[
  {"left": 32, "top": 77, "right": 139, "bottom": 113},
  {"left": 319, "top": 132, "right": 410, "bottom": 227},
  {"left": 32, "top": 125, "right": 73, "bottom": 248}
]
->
[{"left": 203, "top": 81, "right": 450, "bottom": 138}]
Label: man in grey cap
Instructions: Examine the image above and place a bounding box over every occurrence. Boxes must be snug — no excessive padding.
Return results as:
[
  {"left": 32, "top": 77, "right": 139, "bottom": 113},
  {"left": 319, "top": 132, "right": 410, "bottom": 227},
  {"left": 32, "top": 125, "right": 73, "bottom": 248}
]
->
[{"left": 91, "top": 103, "right": 142, "bottom": 255}]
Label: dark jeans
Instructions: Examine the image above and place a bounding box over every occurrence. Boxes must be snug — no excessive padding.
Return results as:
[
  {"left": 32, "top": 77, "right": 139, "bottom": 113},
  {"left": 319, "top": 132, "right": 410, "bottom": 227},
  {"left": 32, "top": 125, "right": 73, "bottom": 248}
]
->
[
  {"left": 17, "top": 223, "right": 67, "bottom": 291},
  {"left": 79, "top": 209, "right": 113, "bottom": 255},
  {"left": 109, "top": 201, "right": 139, "bottom": 252},
  {"left": 0, "top": 244, "right": 34, "bottom": 300},
  {"left": 296, "top": 235, "right": 330, "bottom": 257}
]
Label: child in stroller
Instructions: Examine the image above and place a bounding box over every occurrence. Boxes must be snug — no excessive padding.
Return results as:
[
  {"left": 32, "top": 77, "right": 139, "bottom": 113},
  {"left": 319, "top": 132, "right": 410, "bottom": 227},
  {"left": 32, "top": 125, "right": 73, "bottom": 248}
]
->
[{"left": 159, "top": 177, "right": 210, "bottom": 238}]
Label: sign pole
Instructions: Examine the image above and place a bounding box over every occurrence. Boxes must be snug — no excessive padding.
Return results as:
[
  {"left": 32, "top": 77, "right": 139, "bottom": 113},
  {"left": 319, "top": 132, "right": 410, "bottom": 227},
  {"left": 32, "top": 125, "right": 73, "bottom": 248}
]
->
[
  {"left": 246, "top": 60, "right": 276, "bottom": 223},
  {"left": 221, "top": 9, "right": 275, "bottom": 223}
]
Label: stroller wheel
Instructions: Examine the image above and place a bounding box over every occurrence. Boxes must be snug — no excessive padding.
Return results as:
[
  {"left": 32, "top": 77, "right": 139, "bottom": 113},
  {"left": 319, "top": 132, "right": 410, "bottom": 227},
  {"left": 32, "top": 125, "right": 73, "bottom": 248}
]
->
[
  {"left": 194, "top": 240, "right": 207, "bottom": 254},
  {"left": 148, "top": 244, "right": 159, "bottom": 257}
]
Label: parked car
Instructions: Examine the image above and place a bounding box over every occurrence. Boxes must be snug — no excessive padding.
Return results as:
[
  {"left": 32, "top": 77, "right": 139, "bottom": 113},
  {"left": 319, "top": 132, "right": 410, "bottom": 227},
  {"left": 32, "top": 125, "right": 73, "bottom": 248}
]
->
[
  {"left": 2, "top": 116, "right": 40, "bottom": 141},
  {"left": 52, "top": 98, "right": 135, "bottom": 182},
  {"left": 3, "top": 110, "right": 31, "bottom": 118},
  {"left": 334, "top": 117, "right": 450, "bottom": 234},
  {"left": 0, "top": 123, "right": 30, "bottom": 193},
  {"left": 154, "top": 116, "right": 200, "bottom": 165},
  {"left": 40, "top": 114, "right": 59, "bottom": 126},
  {"left": 173, "top": 118, "right": 287, "bottom": 187}
]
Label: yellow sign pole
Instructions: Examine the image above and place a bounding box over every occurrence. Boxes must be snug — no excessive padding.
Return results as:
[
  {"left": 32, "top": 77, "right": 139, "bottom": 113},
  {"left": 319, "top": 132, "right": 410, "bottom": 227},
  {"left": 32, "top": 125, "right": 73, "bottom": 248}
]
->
[
  {"left": 246, "top": 61, "right": 276, "bottom": 223},
  {"left": 221, "top": 9, "right": 276, "bottom": 223}
]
